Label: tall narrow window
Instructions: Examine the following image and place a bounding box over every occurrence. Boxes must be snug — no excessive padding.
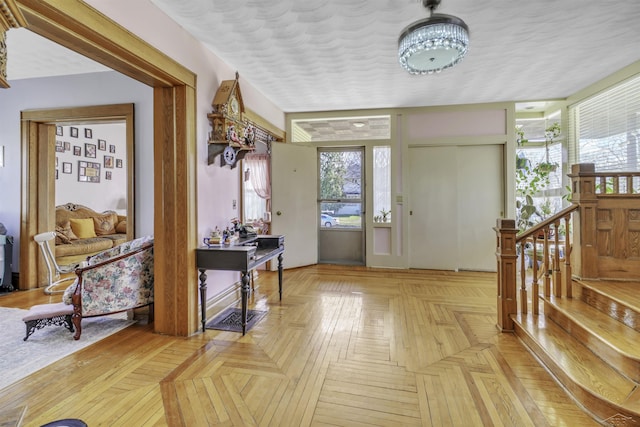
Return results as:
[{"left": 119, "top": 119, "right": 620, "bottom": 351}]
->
[
  {"left": 373, "top": 146, "right": 391, "bottom": 223},
  {"left": 243, "top": 154, "right": 270, "bottom": 222}
]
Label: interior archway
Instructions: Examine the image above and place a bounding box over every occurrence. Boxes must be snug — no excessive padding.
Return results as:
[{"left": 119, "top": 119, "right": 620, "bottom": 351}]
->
[{"left": 12, "top": 0, "right": 199, "bottom": 336}]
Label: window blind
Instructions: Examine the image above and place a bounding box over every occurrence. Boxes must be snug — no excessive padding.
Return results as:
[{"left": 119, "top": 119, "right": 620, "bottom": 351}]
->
[{"left": 569, "top": 74, "right": 640, "bottom": 172}]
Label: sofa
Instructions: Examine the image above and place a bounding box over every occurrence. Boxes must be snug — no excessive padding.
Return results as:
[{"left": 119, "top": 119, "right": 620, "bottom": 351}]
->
[
  {"left": 55, "top": 203, "right": 127, "bottom": 265},
  {"left": 62, "top": 235, "right": 154, "bottom": 340}
]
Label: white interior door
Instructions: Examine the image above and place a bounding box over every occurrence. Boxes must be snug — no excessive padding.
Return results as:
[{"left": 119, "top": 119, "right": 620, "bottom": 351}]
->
[
  {"left": 271, "top": 142, "right": 318, "bottom": 269},
  {"left": 457, "top": 145, "right": 503, "bottom": 271},
  {"left": 409, "top": 146, "right": 458, "bottom": 270},
  {"left": 409, "top": 145, "right": 503, "bottom": 271}
]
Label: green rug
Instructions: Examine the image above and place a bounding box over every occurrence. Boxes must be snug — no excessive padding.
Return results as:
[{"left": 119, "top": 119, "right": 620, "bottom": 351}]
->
[{"left": 0, "top": 307, "right": 135, "bottom": 391}]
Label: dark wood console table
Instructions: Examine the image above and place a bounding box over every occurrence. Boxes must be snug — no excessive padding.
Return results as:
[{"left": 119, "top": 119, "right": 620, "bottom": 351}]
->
[{"left": 196, "top": 235, "right": 284, "bottom": 334}]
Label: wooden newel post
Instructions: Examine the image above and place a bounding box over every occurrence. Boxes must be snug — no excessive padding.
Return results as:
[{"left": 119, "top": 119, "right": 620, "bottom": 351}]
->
[
  {"left": 569, "top": 163, "right": 598, "bottom": 279},
  {"left": 495, "top": 218, "right": 519, "bottom": 332}
]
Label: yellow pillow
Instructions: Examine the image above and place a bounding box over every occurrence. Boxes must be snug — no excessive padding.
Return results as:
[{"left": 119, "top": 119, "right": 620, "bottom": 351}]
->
[{"left": 69, "top": 218, "right": 97, "bottom": 239}]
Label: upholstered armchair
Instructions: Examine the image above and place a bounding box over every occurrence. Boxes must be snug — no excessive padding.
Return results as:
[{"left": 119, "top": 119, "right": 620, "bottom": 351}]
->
[{"left": 62, "top": 235, "right": 154, "bottom": 340}]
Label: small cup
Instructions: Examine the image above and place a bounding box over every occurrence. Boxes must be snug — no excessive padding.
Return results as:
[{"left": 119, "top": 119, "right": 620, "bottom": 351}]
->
[{"left": 203, "top": 237, "right": 211, "bottom": 247}]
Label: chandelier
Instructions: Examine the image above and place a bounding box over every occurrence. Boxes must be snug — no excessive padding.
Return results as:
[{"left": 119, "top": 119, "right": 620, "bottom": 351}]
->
[{"left": 398, "top": 0, "right": 469, "bottom": 75}]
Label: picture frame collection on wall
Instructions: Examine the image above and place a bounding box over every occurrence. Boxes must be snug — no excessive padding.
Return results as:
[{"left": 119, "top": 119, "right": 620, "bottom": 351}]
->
[{"left": 54, "top": 126, "right": 124, "bottom": 182}]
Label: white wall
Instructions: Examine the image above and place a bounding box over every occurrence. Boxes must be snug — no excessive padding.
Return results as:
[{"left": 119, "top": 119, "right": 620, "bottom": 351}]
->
[
  {"left": 0, "top": 71, "right": 154, "bottom": 272},
  {"left": 55, "top": 123, "right": 127, "bottom": 214}
]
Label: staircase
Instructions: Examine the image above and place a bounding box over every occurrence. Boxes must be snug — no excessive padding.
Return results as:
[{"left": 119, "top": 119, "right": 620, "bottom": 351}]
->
[{"left": 513, "top": 279, "right": 640, "bottom": 425}]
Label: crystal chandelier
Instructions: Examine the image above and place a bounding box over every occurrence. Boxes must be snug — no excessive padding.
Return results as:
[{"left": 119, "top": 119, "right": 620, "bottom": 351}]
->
[{"left": 398, "top": 0, "right": 469, "bottom": 75}]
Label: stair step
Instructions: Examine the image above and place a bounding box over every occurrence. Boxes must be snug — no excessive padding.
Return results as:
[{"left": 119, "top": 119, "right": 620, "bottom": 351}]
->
[
  {"left": 513, "top": 312, "right": 640, "bottom": 422},
  {"left": 576, "top": 279, "right": 640, "bottom": 331},
  {"left": 545, "top": 295, "right": 640, "bottom": 382}
]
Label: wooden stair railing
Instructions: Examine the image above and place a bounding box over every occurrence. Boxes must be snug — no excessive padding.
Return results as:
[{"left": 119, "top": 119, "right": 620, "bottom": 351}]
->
[
  {"left": 496, "top": 163, "right": 640, "bottom": 332},
  {"left": 495, "top": 205, "right": 578, "bottom": 331}
]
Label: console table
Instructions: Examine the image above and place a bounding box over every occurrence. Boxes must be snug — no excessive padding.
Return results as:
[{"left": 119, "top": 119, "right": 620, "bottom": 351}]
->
[{"left": 196, "top": 235, "right": 284, "bottom": 334}]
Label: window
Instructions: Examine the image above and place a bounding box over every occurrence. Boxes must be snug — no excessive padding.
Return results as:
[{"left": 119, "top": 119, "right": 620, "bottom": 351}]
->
[
  {"left": 373, "top": 146, "right": 391, "bottom": 223},
  {"left": 569, "top": 74, "right": 640, "bottom": 172},
  {"left": 242, "top": 154, "right": 270, "bottom": 223}
]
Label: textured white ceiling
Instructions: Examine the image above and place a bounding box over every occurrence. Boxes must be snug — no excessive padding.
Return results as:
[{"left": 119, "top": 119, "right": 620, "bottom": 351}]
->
[
  {"left": 148, "top": 0, "right": 640, "bottom": 113},
  {"left": 6, "top": 28, "right": 109, "bottom": 80},
  {"left": 6, "top": 0, "right": 640, "bottom": 116}
]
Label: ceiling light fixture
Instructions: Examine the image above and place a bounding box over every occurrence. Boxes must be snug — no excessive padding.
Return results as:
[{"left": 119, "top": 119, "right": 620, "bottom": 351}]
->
[{"left": 398, "top": 0, "right": 469, "bottom": 75}]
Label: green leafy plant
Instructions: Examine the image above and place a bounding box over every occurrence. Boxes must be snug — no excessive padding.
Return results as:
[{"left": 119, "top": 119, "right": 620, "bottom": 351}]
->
[
  {"left": 538, "top": 122, "right": 561, "bottom": 173},
  {"left": 515, "top": 122, "right": 561, "bottom": 232}
]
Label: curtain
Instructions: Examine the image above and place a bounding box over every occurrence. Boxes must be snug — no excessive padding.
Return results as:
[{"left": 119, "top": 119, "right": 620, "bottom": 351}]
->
[{"left": 245, "top": 153, "right": 271, "bottom": 210}]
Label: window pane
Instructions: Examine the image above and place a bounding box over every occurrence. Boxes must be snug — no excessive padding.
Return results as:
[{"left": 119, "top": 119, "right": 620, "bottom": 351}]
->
[
  {"left": 321, "top": 202, "right": 361, "bottom": 228},
  {"left": 570, "top": 74, "right": 640, "bottom": 172},
  {"left": 373, "top": 146, "right": 391, "bottom": 223},
  {"left": 319, "top": 151, "right": 362, "bottom": 199},
  {"left": 243, "top": 179, "right": 266, "bottom": 222}
]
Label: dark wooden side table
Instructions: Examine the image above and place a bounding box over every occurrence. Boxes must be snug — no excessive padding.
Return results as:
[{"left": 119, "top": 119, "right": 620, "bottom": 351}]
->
[{"left": 196, "top": 235, "right": 284, "bottom": 335}]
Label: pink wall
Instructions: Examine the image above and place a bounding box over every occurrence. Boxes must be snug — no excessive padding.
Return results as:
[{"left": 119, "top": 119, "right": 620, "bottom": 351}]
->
[{"left": 85, "top": 0, "right": 285, "bottom": 298}]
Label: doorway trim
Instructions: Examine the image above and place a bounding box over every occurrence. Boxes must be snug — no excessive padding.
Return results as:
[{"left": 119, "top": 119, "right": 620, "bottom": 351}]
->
[
  {"left": 21, "top": 104, "right": 135, "bottom": 287},
  {"left": 13, "top": 0, "right": 198, "bottom": 336}
]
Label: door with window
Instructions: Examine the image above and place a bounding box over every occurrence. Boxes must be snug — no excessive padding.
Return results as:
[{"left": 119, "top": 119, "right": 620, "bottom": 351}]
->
[{"left": 318, "top": 148, "right": 365, "bottom": 265}]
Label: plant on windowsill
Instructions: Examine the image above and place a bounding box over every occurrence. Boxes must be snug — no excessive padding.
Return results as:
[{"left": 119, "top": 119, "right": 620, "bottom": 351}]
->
[{"left": 537, "top": 122, "right": 561, "bottom": 173}]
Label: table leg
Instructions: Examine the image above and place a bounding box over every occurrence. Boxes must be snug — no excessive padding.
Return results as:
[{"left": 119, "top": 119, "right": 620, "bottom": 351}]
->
[
  {"left": 198, "top": 268, "right": 207, "bottom": 332},
  {"left": 241, "top": 271, "right": 250, "bottom": 335},
  {"left": 278, "top": 253, "right": 283, "bottom": 301}
]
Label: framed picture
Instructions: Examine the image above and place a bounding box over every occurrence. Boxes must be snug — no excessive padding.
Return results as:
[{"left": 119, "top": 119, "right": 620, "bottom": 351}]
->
[
  {"left": 62, "top": 162, "right": 72, "bottom": 174},
  {"left": 109, "top": 144, "right": 116, "bottom": 153},
  {"left": 104, "top": 155, "right": 114, "bottom": 168},
  {"left": 105, "top": 171, "right": 112, "bottom": 180},
  {"left": 85, "top": 143, "right": 96, "bottom": 158},
  {"left": 85, "top": 128, "right": 93, "bottom": 138},
  {"left": 70, "top": 127, "right": 79, "bottom": 138},
  {"left": 98, "top": 139, "right": 106, "bottom": 151},
  {"left": 56, "top": 126, "right": 63, "bottom": 136},
  {"left": 73, "top": 146, "right": 81, "bottom": 156},
  {"left": 55, "top": 140, "right": 64, "bottom": 153},
  {"left": 64, "top": 141, "right": 71, "bottom": 151},
  {"left": 78, "top": 161, "right": 100, "bottom": 183},
  {"left": 115, "top": 158, "right": 123, "bottom": 168}
]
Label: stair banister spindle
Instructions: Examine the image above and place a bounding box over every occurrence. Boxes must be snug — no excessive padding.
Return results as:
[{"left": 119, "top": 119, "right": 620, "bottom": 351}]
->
[
  {"left": 520, "top": 242, "right": 527, "bottom": 314},
  {"left": 531, "top": 237, "right": 539, "bottom": 314},
  {"left": 552, "top": 220, "right": 562, "bottom": 296},
  {"left": 563, "top": 214, "right": 572, "bottom": 298}
]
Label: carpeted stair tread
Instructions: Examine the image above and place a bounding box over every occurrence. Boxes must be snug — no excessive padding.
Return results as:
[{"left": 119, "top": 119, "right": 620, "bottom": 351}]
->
[{"left": 513, "top": 312, "right": 637, "bottom": 407}]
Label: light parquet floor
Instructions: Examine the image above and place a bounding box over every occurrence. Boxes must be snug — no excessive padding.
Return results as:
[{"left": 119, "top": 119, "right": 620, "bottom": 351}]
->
[{"left": 0, "top": 265, "right": 599, "bottom": 426}]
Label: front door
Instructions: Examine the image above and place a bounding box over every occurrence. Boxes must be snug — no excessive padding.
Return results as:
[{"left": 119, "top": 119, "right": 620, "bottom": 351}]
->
[
  {"left": 318, "top": 148, "right": 365, "bottom": 265},
  {"left": 270, "top": 141, "right": 318, "bottom": 269}
]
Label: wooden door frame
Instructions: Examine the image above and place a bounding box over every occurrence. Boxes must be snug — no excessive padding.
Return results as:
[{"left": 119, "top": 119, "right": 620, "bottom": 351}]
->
[
  {"left": 12, "top": 0, "right": 198, "bottom": 336},
  {"left": 21, "top": 104, "right": 135, "bottom": 287}
]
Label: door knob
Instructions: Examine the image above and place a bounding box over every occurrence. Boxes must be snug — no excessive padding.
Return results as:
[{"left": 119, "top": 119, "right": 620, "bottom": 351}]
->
[{"left": 276, "top": 211, "right": 282, "bottom": 216}]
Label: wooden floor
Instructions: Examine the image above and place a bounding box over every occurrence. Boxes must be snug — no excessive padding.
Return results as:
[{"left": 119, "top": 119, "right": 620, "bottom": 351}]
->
[{"left": 0, "top": 265, "right": 599, "bottom": 426}]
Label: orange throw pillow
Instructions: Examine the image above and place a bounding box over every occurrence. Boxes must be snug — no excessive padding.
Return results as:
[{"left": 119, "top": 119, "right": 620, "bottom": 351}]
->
[{"left": 69, "top": 218, "right": 97, "bottom": 239}]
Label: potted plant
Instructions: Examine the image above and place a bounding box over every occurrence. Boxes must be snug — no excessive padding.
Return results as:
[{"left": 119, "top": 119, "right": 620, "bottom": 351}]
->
[
  {"left": 537, "top": 122, "right": 561, "bottom": 173},
  {"left": 515, "top": 126, "right": 530, "bottom": 169}
]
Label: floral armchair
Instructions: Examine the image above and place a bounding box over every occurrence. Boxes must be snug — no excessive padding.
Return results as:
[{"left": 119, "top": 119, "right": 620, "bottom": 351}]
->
[{"left": 62, "top": 235, "right": 154, "bottom": 340}]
